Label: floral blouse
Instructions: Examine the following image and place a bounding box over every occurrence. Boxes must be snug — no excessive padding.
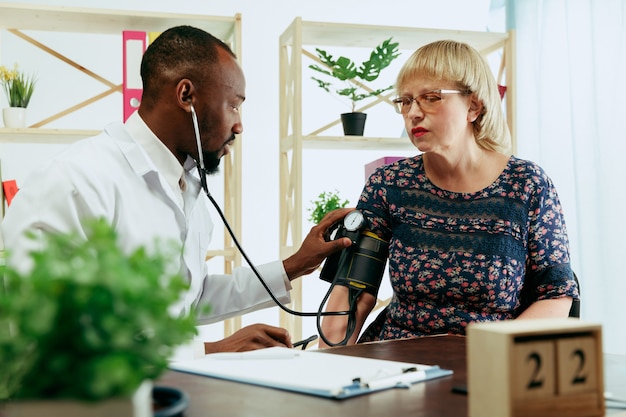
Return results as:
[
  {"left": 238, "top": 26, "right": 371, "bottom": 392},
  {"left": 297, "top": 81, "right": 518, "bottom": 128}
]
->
[{"left": 357, "top": 155, "right": 579, "bottom": 342}]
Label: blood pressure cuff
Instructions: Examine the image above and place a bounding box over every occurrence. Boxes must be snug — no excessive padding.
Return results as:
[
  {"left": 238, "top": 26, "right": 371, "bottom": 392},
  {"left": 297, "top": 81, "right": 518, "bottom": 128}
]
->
[{"left": 329, "top": 231, "right": 388, "bottom": 297}]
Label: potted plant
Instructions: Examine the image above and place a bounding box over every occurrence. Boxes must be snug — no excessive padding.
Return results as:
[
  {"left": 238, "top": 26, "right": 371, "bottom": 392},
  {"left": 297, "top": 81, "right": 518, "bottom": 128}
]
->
[
  {"left": 309, "top": 38, "right": 400, "bottom": 136},
  {"left": 0, "top": 218, "right": 200, "bottom": 417},
  {"left": 0, "top": 63, "right": 36, "bottom": 128},
  {"left": 307, "top": 190, "right": 350, "bottom": 225}
]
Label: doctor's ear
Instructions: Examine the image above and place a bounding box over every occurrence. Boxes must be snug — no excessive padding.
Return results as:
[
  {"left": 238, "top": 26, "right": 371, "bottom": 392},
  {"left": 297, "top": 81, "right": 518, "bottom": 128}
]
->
[{"left": 177, "top": 79, "right": 196, "bottom": 111}]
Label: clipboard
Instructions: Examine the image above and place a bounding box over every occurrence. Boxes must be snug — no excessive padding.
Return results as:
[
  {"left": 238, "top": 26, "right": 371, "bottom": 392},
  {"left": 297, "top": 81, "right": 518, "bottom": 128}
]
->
[{"left": 170, "top": 346, "right": 453, "bottom": 399}]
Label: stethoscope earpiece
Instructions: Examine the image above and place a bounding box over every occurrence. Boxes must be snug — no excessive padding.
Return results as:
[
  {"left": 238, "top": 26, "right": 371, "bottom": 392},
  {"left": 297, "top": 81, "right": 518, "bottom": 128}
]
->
[{"left": 190, "top": 103, "right": 209, "bottom": 194}]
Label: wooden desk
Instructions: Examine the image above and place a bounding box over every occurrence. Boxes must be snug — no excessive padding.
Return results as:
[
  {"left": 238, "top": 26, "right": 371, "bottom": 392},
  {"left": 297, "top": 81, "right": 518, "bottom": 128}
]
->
[
  {"left": 158, "top": 334, "right": 468, "bottom": 417},
  {"left": 158, "top": 334, "right": 626, "bottom": 416}
]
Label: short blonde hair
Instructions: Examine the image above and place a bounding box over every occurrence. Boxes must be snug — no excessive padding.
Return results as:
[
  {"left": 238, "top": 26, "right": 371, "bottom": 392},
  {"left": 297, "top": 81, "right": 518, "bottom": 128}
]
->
[{"left": 396, "top": 40, "right": 510, "bottom": 153}]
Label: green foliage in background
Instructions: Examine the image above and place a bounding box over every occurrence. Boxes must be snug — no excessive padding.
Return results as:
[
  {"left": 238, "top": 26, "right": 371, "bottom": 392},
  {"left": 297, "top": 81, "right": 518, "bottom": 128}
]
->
[
  {"left": 308, "top": 190, "right": 349, "bottom": 224},
  {"left": 309, "top": 37, "right": 400, "bottom": 112},
  {"left": 0, "top": 218, "right": 200, "bottom": 401}
]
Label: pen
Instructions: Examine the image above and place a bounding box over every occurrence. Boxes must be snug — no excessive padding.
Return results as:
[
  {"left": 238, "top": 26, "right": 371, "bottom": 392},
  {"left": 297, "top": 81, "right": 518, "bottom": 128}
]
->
[
  {"left": 451, "top": 385, "right": 468, "bottom": 395},
  {"left": 363, "top": 368, "right": 427, "bottom": 390}
]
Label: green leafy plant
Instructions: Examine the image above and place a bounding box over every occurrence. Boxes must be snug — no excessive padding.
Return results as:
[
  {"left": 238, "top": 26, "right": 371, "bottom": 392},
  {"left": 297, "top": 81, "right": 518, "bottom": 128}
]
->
[
  {"left": 0, "top": 63, "right": 36, "bottom": 108},
  {"left": 0, "top": 218, "right": 200, "bottom": 401},
  {"left": 309, "top": 38, "right": 400, "bottom": 112},
  {"left": 308, "top": 190, "right": 349, "bottom": 224}
]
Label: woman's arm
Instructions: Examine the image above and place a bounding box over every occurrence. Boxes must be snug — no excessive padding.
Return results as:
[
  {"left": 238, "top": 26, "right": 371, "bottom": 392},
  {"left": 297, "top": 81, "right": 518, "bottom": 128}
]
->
[
  {"left": 521, "top": 164, "right": 579, "bottom": 320},
  {"left": 318, "top": 286, "right": 377, "bottom": 347},
  {"left": 516, "top": 297, "right": 573, "bottom": 319}
]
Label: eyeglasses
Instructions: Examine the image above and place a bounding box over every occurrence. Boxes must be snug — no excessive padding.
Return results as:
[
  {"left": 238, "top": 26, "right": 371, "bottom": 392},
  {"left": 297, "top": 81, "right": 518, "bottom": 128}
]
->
[{"left": 392, "top": 89, "right": 469, "bottom": 114}]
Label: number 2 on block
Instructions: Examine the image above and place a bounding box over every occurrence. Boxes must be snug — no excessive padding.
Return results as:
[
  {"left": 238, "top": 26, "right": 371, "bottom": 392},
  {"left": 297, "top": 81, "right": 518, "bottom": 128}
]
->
[
  {"left": 514, "top": 341, "right": 555, "bottom": 398},
  {"left": 556, "top": 337, "right": 598, "bottom": 394}
]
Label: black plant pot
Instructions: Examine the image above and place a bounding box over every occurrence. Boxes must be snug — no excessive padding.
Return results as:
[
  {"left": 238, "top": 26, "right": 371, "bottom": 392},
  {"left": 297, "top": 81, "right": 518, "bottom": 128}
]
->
[{"left": 340, "top": 112, "right": 367, "bottom": 136}]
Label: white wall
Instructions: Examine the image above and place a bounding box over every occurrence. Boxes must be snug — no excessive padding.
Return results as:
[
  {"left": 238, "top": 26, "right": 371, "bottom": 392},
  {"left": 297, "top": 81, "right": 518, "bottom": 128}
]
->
[{"left": 1, "top": 0, "right": 502, "bottom": 343}]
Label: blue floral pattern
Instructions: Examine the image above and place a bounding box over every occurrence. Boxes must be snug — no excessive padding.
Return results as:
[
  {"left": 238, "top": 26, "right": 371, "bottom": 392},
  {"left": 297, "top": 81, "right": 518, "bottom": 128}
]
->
[{"left": 358, "top": 155, "right": 579, "bottom": 342}]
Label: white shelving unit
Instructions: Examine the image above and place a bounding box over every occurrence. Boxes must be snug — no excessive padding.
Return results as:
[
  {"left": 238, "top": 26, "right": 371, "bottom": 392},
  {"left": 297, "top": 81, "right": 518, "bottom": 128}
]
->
[
  {"left": 0, "top": 2, "right": 244, "bottom": 337},
  {"left": 0, "top": 2, "right": 241, "bottom": 134},
  {"left": 278, "top": 17, "right": 515, "bottom": 340}
]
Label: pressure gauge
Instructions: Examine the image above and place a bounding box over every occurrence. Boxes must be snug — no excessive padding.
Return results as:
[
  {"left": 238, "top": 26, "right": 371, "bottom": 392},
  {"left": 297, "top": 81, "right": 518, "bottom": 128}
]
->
[{"left": 343, "top": 210, "right": 366, "bottom": 232}]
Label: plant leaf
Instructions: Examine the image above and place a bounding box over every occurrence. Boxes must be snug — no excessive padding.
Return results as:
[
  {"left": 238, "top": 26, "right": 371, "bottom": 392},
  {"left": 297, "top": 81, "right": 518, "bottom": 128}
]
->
[
  {"left": 311, "top": 77, "right": 332, "bottom": 93},
  {"left": 309, "top": 38, "right": 401, "bottom": 107},
  {"left": 358, "top": 38, "right": 400, "bottom": 82},
  {"left": 330, "top": 56, "right": 357, "bottom": 81}
]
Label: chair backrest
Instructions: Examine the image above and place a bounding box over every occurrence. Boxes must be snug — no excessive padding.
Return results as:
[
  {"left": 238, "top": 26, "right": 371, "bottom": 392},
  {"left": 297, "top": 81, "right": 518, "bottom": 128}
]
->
[{"left": 568, "top": 272, "right": 581, "bottom": 318}]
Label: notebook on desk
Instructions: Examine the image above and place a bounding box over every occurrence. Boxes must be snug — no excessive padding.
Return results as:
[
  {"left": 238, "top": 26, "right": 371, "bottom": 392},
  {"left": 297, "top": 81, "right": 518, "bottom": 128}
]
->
[{"left": 169, "top": 346, "right": 452, "bottom": 399}]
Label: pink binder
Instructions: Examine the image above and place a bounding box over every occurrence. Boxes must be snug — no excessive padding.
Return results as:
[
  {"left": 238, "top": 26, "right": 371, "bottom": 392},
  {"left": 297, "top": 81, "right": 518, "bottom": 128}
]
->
[
  {"left": 364, "top": 156, "right": 404, "bottom": 180},
  {"left": 123, "top": 31, "right": 146, "bottom": 121}
]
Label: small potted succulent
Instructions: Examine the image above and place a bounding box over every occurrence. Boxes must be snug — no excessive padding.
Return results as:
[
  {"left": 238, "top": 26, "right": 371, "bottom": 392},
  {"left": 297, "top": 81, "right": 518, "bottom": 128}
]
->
[
  {"left": 309, "top": 38, "right": 400, "bottom": 136},
  {"left": 0, "top": 218, "right": 199, "bottom": 417}
]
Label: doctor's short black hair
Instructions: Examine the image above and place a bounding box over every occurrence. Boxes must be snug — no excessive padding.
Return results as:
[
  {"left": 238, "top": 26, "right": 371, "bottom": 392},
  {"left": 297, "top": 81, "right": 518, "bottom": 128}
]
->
[{"left": 140, "top": 25, "right": 237, "bottom": 105}]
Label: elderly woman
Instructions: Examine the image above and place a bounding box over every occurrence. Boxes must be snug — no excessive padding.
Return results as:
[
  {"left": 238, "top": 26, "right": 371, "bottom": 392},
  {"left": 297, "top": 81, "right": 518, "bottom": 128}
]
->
[{"left": 319, "top": 40, "right": 579, "bottom": 347}]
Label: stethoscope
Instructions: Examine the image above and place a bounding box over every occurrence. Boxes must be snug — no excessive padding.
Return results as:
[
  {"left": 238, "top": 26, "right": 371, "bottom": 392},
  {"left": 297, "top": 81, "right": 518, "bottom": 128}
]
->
[{"left": 189, "top": 104, "right": 360, "bottom": 346}]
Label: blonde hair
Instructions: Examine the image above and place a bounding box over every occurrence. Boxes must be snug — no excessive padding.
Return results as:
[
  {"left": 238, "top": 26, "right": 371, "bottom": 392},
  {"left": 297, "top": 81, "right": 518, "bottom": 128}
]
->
[{"left": 396, "top": 40, "right": 510, "bottom": 153}]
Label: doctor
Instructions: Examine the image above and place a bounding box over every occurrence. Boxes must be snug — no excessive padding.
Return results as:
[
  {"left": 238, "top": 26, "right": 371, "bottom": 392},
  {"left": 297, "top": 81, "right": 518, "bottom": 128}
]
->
[{"left": 2, "top": 26, "right": 351, "bottom": 353}]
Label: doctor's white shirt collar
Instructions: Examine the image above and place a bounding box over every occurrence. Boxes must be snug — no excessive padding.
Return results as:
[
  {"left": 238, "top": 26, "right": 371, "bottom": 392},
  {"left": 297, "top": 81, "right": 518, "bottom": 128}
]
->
[{"left": 125, "top": 111, "right": 186, "bottom": 203}]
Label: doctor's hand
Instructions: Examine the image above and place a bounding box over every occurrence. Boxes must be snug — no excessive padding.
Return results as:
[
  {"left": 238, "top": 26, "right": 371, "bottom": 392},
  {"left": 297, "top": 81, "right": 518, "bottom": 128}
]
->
[
  {"left": 203, "top": 323, "right": 292, "bottom": 354},
  {"left": 283, "top": 207, "right": 354, "bottom": 281}
]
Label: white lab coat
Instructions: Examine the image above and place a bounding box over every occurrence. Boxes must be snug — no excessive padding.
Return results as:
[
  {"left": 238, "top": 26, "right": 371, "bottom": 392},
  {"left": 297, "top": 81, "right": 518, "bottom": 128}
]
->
[{"left": 2, "top": 120, "right": 291, "bottom": 325}]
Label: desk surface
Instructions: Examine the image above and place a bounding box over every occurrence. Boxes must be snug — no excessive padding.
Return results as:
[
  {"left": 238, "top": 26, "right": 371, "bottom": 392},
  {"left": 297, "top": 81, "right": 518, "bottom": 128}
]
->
[
  {"left": 159, "top": 334, "right": 626, "bottom": 417},
  {"left": 159, "top": 334, "right": 468, "bottom": 417}
]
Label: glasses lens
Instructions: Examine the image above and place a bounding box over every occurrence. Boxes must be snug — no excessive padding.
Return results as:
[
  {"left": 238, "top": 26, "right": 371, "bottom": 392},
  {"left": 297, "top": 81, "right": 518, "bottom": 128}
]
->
[
  {"left": 417, "top": 92, "right": 443, "bottom": 112},
  {"left": 393, "top": 98, "right": 404, "bottom": 114},
  {"left": 393, "top": 97, "right": 411, "bottom": 114}
]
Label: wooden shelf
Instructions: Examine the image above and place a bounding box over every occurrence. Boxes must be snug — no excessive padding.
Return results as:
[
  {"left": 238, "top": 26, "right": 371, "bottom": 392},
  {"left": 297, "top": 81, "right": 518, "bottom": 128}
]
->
[
  {"left": 278, "top": 17, "right": 515, "bottom": 340},
  {"left": 0, "top": 2, "right": 237, "bottom": 39},
  {"left": 0, "top": 128, "right": 101, "bottom": 144},
  {"left": 0, "top": 3, "right": 242, "bottom": 130},
  {"left": 279, "top": 135, "right": 415, "bottom": 151},
  {"left": 289, "top": 20, "right": 509, "bottom": 55}
]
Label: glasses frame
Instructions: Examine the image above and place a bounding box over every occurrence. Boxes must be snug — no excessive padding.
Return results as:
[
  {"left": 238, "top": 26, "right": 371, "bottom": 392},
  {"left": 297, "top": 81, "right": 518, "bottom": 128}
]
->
[{"left": 392, "top": 89, "right": 470, "bottom": 114}]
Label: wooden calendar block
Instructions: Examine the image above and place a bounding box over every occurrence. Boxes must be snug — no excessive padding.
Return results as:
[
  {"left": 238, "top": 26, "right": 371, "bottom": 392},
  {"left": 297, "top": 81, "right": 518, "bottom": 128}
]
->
[{"left": 467, "top": 318, "right": 604, "bottom": 417}]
